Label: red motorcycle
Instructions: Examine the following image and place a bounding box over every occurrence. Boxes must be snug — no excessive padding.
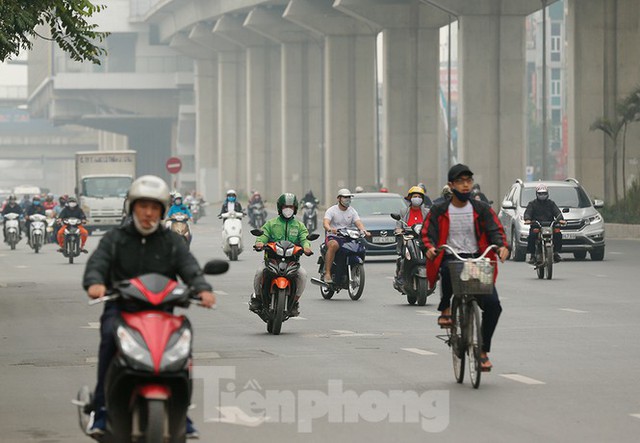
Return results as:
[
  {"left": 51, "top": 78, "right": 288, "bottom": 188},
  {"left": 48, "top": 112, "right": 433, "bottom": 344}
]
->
[{"left": 74, "top": 260, "right": 228, "bottom": 443}]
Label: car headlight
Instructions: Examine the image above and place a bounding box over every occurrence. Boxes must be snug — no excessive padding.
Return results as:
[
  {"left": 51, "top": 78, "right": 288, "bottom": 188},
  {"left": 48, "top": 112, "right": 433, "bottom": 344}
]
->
[
  {"left": 585, "top": 214, "right": 603, "bottom": 225},
  {"left": 160, "top": 328, "right": 192, "bottom": 371},
  {"left": 116, "top": 325, "right": 153, "bottom": 370}
]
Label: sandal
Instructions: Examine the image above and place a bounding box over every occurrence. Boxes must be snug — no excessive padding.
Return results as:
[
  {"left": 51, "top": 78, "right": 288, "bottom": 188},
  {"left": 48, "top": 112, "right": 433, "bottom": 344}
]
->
[
  {"left": 479, "top": 356, "right": 492, "bottom": 372},
  {"left": 437, "top": 315, "right": 453, "bottom": 328}
]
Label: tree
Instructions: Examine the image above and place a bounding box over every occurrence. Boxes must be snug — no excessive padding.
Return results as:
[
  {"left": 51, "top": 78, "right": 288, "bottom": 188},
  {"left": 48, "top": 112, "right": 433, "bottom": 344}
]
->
[
  {"left": 0, "top": 0, "right": 108, "bottom": 64},
  {"left": 590, "top": 115, "right": 623, "bottom": 204},
  {"left": 619, "top": 86, "right": 640, "bottom": 199}
]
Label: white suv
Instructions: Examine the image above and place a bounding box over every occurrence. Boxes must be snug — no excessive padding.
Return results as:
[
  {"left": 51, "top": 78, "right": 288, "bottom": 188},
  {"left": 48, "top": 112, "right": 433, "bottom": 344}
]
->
[{"left": 498, "top": 179, "right": 605, "bottom": 261}]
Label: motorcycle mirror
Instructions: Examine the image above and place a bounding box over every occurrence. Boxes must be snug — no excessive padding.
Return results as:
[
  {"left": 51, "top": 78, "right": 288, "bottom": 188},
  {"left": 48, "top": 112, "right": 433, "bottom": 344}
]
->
[
  {"left": 561, "top": 207, "right": 569, "bottom": 213},
  {"left": 390, "top": 213, "right": 401, "bottom": 220},
  {"left": 307, "top": 233, "right": 320, "bottom": 241},
  {"left": 203, "top": 260, "right": 229, "bottom": 275},
  {"left": 250, "top": 229, "right": 263, "bottom": 236}
]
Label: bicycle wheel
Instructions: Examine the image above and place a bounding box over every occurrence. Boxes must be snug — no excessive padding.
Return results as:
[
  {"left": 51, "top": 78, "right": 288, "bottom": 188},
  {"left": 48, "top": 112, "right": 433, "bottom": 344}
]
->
[
  {"left": 467, "top": 299, "right": 483, "bottom": 389},
  {"left": 450, "top": 297, "right": 465, "bottom": 384}
]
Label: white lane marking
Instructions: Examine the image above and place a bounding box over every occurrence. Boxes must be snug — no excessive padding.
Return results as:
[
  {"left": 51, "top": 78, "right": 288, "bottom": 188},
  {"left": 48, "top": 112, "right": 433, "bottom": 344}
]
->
[
  {"left": 595, "top": 275, "right": 607, "bottom": 278},
  {"left": 333, "top": 329, "right": 355, "bottom": 334},
  {"left": 630, "top": 413, "right": 640, "bottom": 420},
  {"left": 385, "top": 276, "right": 395, "bottom": 280},
  {"left": 402, "top": 348, "right": 437, "bottom": 356},
  {"left": 416, "top": 310, "right": 439, "bottom": 316},
  {"left": 193, "top": 352, "right": 220, "bottom": 359},
  {"left": 216, "top": 290, "right": 228, "bottom": 295},
  {"left": 559, "top": 308, "right": 588, "bottom": 314},
  {"left": 289, "top": 316, "right": 307, "bottom": 320},
  {"left": 499, "top": 374, "right": 546, "bottom": 385},
  {"left": 80, "top": 322, "right": 100, "bottom": 329},
  {"left": 205, "top": 406, "right": 268, "bottom": 427},
  {"left": 85, "top": 357, "right": 98, "bottom": 364},
  {"left": 15, "top": 265, "right": 28, "bottom": 269},
  {"left": 330, "top": 329, "right": 380, "bottom": 337},
  {"left": 609, "top": 252, "right": 622, "bottom": 255}
]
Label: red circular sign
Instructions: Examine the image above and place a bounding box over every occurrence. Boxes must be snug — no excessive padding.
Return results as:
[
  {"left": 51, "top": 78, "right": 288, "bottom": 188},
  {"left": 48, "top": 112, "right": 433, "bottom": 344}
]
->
[{"left": 166, "top": 157, "right": 182, "bottom": 174}]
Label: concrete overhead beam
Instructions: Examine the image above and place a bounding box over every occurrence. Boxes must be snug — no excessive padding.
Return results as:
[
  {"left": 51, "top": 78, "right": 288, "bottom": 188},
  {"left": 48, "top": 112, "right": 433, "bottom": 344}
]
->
[
  {"left": 334, "top": 0, "right": 449, "bottom": 29},
  {"left": 421, "top": 0, "right": 545, "bottom": 16},
  {"left": 284, "top": 0, "right": 381, "bottom": 35},
  {"left": 245, "top": 6, "right": 322, "bottom": 44},
  {"left": 213, "top": 14, "right": 271, "bottom": 48},
  {"left": 169, "top": 33, "right": 208, "bottom": 59},
  {"left": 188, "top": 23, "right": 240, "bottom": 52}
]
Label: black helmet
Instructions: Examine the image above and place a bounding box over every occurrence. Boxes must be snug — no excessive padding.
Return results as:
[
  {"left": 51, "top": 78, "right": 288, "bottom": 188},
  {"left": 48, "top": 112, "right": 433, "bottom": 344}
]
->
[{"left": 277, "top": 193, "right": 298, "bottom": 216}]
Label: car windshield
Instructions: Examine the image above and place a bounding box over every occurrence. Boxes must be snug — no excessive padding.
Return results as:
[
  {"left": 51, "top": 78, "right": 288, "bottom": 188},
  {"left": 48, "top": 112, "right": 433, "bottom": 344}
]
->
[
  {"left": 351, "top": 196, "right": 408, "bottom": 216},
  {"left": 82, "top": 177, "right": 132, "bottom": 198},
  {"left": 520, "top": 186, "right": 592, "bottom": 208}
]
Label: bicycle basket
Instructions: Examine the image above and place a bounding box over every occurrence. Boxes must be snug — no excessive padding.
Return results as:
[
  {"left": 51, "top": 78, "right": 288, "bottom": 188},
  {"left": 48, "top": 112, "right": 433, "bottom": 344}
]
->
[{"left": 447, "top": 259, "right": 496, "bottom": 295}]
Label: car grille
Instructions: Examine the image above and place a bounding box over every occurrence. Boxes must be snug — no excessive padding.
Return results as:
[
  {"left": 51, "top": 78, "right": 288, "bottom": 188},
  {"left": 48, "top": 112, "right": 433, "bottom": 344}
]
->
[{"left": 562, "top": 219, "right": 586, "bottom": 230}]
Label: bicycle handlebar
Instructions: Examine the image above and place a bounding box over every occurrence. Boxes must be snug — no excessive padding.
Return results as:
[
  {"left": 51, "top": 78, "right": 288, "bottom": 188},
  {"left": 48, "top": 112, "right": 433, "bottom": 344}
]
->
[{"left": 435, "top": 244, "right": 498, "bottom": 261}]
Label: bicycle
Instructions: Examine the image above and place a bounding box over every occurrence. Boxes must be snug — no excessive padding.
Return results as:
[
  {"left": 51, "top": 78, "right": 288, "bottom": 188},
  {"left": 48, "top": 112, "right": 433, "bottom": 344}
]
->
[{"left": 436, "top": 244, "right": 497, "bottom": 389}]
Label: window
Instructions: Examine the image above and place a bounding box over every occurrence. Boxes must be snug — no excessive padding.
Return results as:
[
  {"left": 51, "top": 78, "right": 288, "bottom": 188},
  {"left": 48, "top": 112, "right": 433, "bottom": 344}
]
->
[{"left": 551, "top": 80, "right": 561, "bottom": 96}]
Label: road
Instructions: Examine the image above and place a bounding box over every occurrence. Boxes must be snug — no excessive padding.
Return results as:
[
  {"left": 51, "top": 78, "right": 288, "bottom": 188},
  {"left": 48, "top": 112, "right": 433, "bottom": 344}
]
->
[{"left": 1, "top": 214, "right": 640, "bottom": 443}]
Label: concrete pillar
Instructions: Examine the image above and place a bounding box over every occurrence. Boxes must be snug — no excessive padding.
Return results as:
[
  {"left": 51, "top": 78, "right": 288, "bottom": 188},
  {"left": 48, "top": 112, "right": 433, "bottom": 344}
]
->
[
  {"left": 458, "top": 13, "right": 526, "bottom": 203},
  {"left": 214, "top": 14, "right": 282, "bottom": 202},
  {"left": 335, "top": 0, "right": 447, "bottom": 196},
  {"left": 246, "top": 6, "right": 324, "bottom": 202},
  {"left": 194, "top": 58, "right": 218, "bottom": 201},
  {"left": 285, "top": 0, "right": 379, "bottom": 202}
]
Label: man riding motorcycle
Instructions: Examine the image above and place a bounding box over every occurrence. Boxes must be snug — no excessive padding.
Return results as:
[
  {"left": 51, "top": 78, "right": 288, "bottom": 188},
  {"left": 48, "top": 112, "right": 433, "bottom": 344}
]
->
[
  {"left": 249, "top": 193, "right": 312, "bottom": 317},
  {"left": 82, "top": 175, "right": 216, "bottom": 438},
  {"left": 524, "top": 184, "right": 567, "bottom": 264},
  {"left": 219, "top": 189, "right": 243, "bottom": 216},
  {"left": 394, "top": 186, "right": 429, "bottom": 287},
  {"left": 302, "top": 190, "right": 319, "bottom": 206},
  {"left": 25, "top": 195, "right": 46, "bottom": 246},
  {"left": 56, "top": 196, "right": 89, "bottom": 253},
  {"left": 167, "top": 193, "right": 193, "bottom": 219},
  {"left": 2, "top": 194, "right": 23, "bottom": 243},
  {"left": 248, "top": 191, "right": 267, "bottom": 226}
]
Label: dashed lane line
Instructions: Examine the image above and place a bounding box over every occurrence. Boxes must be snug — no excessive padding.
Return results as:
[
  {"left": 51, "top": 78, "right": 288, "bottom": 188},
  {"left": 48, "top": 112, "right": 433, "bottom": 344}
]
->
[
  {"left": 80, "top": 322, "right": 100, "bottom": 329},
  {"left": 499, "top": 374, "right": 546, "bottom": 385},
  {"left": 402, "top": 348, "right": 437, "bottom": 356},
  {"left": 559, "top": 308, "right": 588, "bottom": 314}
]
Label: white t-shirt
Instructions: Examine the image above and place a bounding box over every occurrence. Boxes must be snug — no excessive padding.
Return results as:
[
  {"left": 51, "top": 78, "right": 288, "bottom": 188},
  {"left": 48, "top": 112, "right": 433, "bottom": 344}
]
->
[
  {"left": 446, "top": 202, "right": 478, "bottom": 254},
  {"left": 324, "top": 205, "right": 360, "bottom": 230},
  {"left": 227, "top": 202, "right": 236, "bottom": 213}
]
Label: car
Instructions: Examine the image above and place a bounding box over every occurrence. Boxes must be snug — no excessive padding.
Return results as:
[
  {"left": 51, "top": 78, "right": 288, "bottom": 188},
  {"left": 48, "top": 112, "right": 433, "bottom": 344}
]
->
[
  {"left": 350, "top": 192, "right": 409, "bottom": 256},
  {"left": 498, "top": 178, "right": 605, "bottom": 261}
]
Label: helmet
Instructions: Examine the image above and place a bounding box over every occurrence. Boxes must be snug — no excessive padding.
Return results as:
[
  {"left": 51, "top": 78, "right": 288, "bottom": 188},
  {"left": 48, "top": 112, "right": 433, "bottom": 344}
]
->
[
  {"left": 277, "top": 193, "right": 298, "bottom": 216},
  {"left": 67, "top": 196, "right": 77, "bottom": 204},
  {"left": 355, "top": 186, "right": 364, "bottom": 193},
  {"left": 173, "top": 192, "right": 183, "bottom": 202},
  {"left": 226, "top": 189, "right": 237, "bottom": 196},
  {"left": 406, "top": 186, "right": 425, "bottom": 201},
  {"left": 32, "top": 194, "right": 41, "bottom": 202},
  {"left": 536, "top": 184, "right": 548, "bottom": 194},
  {"left": 337, "top": 188, "right": 353, "bottom": 198},
  {"left": 417, "top": 183, "right": 427, "bottom": 193},
  {"left": 8, "top": 194, "right": 16, "bottom": 202},
  {"left": 125, "top": 175, "right": 171, "bottom": 216},
  {"left": 441, "top": 185, "right": 452, "bottom": 199},
  {"left": 379, "top": 187, "right": 389, "bottom": 193}
]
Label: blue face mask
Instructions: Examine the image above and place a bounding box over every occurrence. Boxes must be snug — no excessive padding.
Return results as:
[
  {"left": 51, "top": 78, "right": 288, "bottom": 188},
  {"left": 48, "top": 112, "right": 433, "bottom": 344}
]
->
[
  {"left": 33, "top": 201, "right": 41, "bottom": 206},
  {"left": 228, "top": 196, "right": 236, "bottom": 202}
]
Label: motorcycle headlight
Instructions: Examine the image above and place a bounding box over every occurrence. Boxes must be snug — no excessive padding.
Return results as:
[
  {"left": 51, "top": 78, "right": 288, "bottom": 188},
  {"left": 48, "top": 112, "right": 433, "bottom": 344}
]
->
[
  {"left": 285, "top": 247, "right": 294, "bottom": 257},
  {"left": 116, "top": 326, "right": 153, "bottom": 370},
  {"left": 160, "top": 328, "right": 192, "bottom": 371},
  {"left": 276, "top": 245, "right": 285, "bottom": 256},
  {"left": 413, "top": 224, "right": 422, "bottom": 235},
  {"left": 405, "top": 249, "right": 412, "bottom": 260}
]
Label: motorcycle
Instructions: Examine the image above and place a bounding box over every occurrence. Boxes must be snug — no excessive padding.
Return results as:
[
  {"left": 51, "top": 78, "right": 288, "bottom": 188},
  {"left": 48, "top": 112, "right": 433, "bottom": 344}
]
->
[
  {"left": 45, "top": 209, "right": 56, "bottom": 244},
  {"left": 73, "top": 260, "right": 229, "bottom": 443},
  {"left": 530, "top": 214, "right": 562, "bottom": 280},
  {"left": 28, "top": 213, "right": 47, "bottom": 254},
  {"left": 311, "top": 228, "right": 366, "bottom": 300},
  {"left": 302, "top": 201, "right": 318, "bottom": 233},
  {"left": 3, "top": 213, "right": 21, "bottom": 250},
  {"left": 167, "top": 213, "right": 191, "bottom": 248},
  {"left": 248, "top": 202, "right": 266, "bottom": 228},
  {"left": 390, "top": 213, "right": 434, "bottom": 306},
  {"left": 219, "top": 211, "right": 244, "bottom": 261},
  {"left": 188, "top": 200, "right": 200, "bottom": 224},
  {"left": 60, "top": 218, "right": 83, "bottom": 264},
  {"left": 250, "top": 229, "right": 319, "bottom": 334}
]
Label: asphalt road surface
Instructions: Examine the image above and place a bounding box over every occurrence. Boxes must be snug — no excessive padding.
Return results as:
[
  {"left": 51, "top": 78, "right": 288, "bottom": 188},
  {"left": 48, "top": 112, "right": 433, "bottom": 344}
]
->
[{"left": 1, "top": 214, "right": 640, "bottom": 443}]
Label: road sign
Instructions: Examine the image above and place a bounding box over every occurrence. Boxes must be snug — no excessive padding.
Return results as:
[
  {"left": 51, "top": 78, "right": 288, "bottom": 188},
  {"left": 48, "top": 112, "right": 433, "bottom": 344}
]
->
[{"left": 166, "top": 157, "right": 182, "bottom": 174}]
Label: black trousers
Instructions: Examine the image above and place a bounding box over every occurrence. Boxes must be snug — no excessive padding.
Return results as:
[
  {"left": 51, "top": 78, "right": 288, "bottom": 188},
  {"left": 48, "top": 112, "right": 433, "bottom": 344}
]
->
[
  {"left": 438, "top": 255, "right": 502, "bottom": 353},
  {"left": 93, "top": 305, "right": 119, "bottom": 410},
  {"left": 527, "top": 227, "right": 562, "bottom": 254}
]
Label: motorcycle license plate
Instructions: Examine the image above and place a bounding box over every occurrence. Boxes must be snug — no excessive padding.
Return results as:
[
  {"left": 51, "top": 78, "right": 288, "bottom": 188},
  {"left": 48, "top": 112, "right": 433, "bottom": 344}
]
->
[
  {"left": 372, "top": 236, "right": 395, "bottom": 244},
  {"left": 562, "top": 232, "right": 576, "bottom": 240}
]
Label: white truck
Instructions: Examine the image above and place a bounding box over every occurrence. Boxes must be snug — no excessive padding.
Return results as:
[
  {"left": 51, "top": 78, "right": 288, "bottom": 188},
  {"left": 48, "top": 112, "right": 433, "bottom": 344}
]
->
[{"left": 75, "top": 150, "right": 136, "bottom": 232}]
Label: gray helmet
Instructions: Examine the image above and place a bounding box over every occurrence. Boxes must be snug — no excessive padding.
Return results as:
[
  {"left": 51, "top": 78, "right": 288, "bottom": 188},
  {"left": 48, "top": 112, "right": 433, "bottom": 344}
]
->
[{"left": 125, "top": 175, "right": 171, "bottom": 216}]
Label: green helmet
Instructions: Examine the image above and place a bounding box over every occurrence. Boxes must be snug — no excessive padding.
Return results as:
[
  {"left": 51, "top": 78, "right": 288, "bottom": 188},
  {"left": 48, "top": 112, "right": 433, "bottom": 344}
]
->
[{"left": 277, "top": 193, "right": 298, "bottom": 217}]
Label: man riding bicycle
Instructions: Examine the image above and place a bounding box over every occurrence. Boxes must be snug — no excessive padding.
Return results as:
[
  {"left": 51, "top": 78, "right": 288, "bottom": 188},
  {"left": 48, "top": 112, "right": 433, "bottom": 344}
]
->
[
  {"left": 421, "top": 164, "right": 509, "bottom": 371},
  {"left": 524, "top": 184, "right": 567, "bottom": 264}
]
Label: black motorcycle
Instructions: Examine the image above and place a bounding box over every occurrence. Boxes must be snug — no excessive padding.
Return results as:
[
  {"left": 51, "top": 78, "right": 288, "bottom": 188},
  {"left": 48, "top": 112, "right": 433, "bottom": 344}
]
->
[
  {"left": 302, "top": 201, "right": 318, "bottom": 233},
  {"left": 250, "top": 229, "right": 319, "bottom": 334},
  {"left": 248, "top": 202, "right": 266, "bottom": 228},
  {"left": 530, "top": 214, "right": 563, "bottom": 280},
  {"left": 61, "top": 218, "right": 83, "bottom": 264},
  {"left": 390, "top": 214, "right": 433, "bottom": 305},
  {"left": 311, "top": 228, "right": 366, "bottom": 300}
]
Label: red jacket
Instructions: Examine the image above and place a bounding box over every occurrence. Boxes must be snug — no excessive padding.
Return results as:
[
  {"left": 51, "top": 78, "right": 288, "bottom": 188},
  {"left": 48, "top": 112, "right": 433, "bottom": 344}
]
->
[{"left": 420, "top": 200, "right": 508, "bottom": 287}]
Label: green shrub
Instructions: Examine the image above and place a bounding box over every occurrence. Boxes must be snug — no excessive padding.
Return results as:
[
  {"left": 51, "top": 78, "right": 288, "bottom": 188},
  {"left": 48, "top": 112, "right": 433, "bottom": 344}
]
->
[{"left": 600, "top": 178, "right": 640, "bottom": 224}]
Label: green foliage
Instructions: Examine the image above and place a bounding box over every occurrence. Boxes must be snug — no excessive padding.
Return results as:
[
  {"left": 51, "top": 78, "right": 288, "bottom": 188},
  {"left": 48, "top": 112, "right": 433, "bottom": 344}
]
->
[
  {"left": 599, "top": 177, "right": 640, "bottom": 224},
  {"left": 0, "top": 0, "right": 108, "bottom": 64}
]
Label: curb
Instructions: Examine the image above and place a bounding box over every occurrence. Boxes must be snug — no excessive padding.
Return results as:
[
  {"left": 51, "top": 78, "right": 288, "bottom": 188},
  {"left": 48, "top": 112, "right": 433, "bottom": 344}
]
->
[{"left": 605, "top": 223, "right": 640, "bottom": 239}]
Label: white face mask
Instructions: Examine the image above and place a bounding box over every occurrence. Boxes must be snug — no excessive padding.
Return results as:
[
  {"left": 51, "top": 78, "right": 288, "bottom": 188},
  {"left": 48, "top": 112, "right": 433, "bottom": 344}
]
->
[
  {"left": 281, "top": 208, "right": 294, "bottom": 219},
  {"left": 411, "top": 197, "right": 423, "bottom": 207},
  {"left": 68, "top": 202, "right": 77, "bottom": 208},
  {"left": 340, "top": 197, "right": 351, "bottom": 207}
]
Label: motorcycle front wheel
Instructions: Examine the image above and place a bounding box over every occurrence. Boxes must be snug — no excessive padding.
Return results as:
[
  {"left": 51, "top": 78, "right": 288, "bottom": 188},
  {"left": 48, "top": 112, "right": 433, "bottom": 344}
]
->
[
  {"left": 229, "top": 244, "right": 239, "bottom": 261},
  {"left": 416, "top": 278, "right": 428, "bottom": 306},
  {"left": 142, "top": 399, "right": 167, "bottom": 443},
  {"left": 268, "top": 289, "right": 286, "bottom": 335}
]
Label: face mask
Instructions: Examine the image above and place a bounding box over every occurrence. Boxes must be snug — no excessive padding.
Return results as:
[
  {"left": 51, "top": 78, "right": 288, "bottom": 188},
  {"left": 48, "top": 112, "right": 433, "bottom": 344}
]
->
[
  {"left": 451, "top": 189, "right": 471, "bottom": 202},
  {"left": 228, "top": 196, "right": 236, "bottom": 202},
  {"left": 33, "top": 201, "right": 41, "bottom": 206},
  {"left": 133, "top": 213, "right": 160, "bottom": 236},
  {"left": 537, "top": 194, "right": 548, "bottom": 201},
  {"left": 281, "top": 208, "right": 294, "bottom": 219},
  {"left": 175, "top": 199, "right": 182, "bottom": 206},
  {"left": 68, "top": 202, "right": 78, "bottom": 208},
  {"left": 340, "top": 197, "right": 351, "bottom": 207},
  {"left": 410, "top": 197, "right": 423, "bottom": 207}
]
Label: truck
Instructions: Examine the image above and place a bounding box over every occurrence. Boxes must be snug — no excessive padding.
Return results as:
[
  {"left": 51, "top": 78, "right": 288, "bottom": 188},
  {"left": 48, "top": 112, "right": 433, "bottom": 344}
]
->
[{"left": 75, "top": 150, "right": 136, "bottom": 232}]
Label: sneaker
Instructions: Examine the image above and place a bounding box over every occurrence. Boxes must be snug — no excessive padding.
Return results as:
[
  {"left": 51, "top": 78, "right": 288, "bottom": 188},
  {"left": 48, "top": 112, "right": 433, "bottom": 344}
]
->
[
  {"left": 527, "top": 255, "right": 535, "bottom": 264},
  {"left": 82, "top": 248, "right": 89, "bottom": 254},
  {"left": 57, "top": 248, "right": 64, "bottom": 253},
  {"left": 186, "top": 416, "right": 199, "bottom": 439},
  {"left": 289, "top": 302, "right": 300, "bottom": 317},
  {"left": 553, "top": 253, "right": 562, "bottom": 263},
  {"left": 249, "top": 294, "right": 262, "bottom": 313},
  {"left": 87, "top": 407, "right": 107, "bottom": 437}
]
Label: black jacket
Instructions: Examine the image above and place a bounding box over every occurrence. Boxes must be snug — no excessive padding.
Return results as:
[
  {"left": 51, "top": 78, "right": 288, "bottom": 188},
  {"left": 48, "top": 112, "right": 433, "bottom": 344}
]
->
[
  {"left": 83, "top": 223, "right": 212, "bottom": 295},
  {"left": 219, "top": 201, "right": 243, "bottom": 215},
  {"left": 523, "top": 199, "right": 563, "bottom": 223},
  {"left": 58, "top": 206, "right": 87, "bottom": 221},
  {"left": 2, "top": 203, "right": 23, "bottom": 217},
  {"left": 26, "top": 205, "right": 46, "bottom": 217}
]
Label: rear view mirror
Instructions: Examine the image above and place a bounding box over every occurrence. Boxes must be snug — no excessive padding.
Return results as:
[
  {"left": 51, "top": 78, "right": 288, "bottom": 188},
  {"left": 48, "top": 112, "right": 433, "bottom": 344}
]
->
[
  {"left": 593, "top": 199, "right": 604, "bottom": 209},
  {"left": 250, "top": 229, "right": 263, "bottom": 236},
  {"left": 501, "top": 200, "right": 515, "bottom": 210},
  {"left": 390, "top": 213, "right": 401, "bottom": 220},
  {"left": 203, "top": 260, "right": 229, "bottom": 275}
]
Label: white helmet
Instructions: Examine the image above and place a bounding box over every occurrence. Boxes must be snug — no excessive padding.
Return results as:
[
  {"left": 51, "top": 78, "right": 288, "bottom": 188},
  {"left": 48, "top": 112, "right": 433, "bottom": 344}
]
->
[
  {"left": 355, "top": 186, "right": 364, "bottom": 193},
  {"left": 174, "top": 192, "right": 183, "bottom": 201},
  {"left": 536, "top": 184, "right": 548, "bottom": 194},
  {"left": 337, "top": 188, "right": 353, "bottom": 198},
  {"left": 226, "top": 189, "right": 237, "bottom": 196},
  {"left": 125, "top": 175, "right": 171, "bottom": 216}
]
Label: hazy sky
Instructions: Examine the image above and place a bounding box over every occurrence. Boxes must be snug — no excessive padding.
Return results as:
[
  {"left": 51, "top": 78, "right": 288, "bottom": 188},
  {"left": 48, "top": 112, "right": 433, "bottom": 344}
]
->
[{"left": 0, "top": 52, "right": 27, "bottom": 87}]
